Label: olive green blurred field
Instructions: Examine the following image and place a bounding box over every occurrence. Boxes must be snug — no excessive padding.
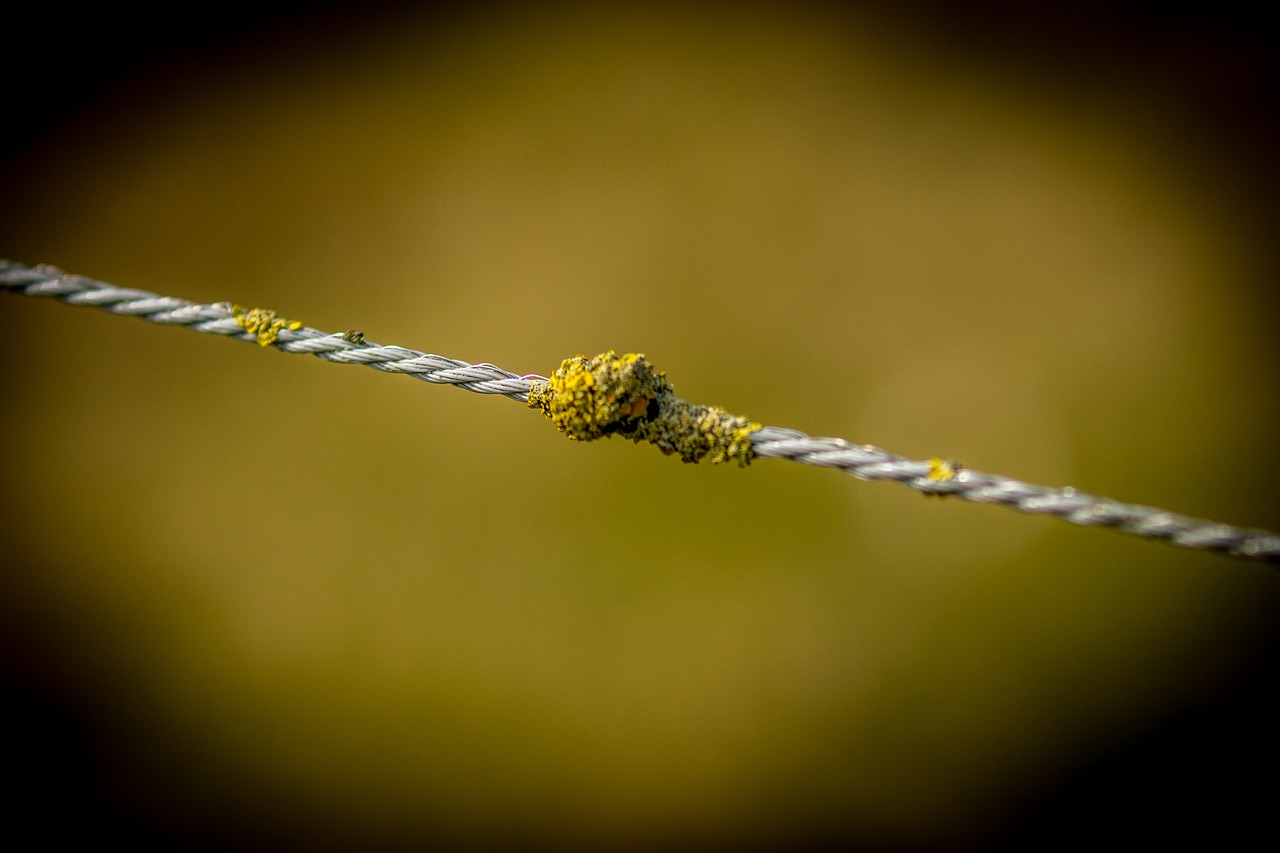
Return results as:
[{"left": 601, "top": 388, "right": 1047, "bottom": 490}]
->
[{"left": 2, "top": 5, "right": 1278, "bottom": 848}]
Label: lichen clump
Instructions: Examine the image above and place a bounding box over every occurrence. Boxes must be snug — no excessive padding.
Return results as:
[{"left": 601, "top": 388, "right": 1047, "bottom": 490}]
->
[
  {"left": 232, "top": 304, "right": 303, "bottom": 347},
  {"left": 528, "top": 351, "right": 759, "bottom": 466},
  {"left": 924, "top": 457, "right": 964, "bottom": 498},
  {"left": 930, "top": 457, "right": 965, "bottom": 482}
]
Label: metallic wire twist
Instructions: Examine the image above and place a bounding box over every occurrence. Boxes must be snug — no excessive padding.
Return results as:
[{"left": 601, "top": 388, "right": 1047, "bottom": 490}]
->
[
  {"left": 4, "top": 260, "right": 1277, "bottom": 563},
  {"left": 0, "top": 261, "right": 544, "bottom": 401},
  {"left": 748, "top": 427, "right": 1280, "bottom": 562}
]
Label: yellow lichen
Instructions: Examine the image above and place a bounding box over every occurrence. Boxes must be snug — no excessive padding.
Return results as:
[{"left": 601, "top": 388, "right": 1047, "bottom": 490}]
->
[
  {"left": 528, "top": 350, "right": 760, "bottom": 466},
  {"left": 232, "top": 304, "right": 303, "bottom": 347},
  {"left": 928, "top": 457, "right": 962, "bottom": 482},
  {"left": 924, "top": 457, "right": 963, "bottom": 498}
]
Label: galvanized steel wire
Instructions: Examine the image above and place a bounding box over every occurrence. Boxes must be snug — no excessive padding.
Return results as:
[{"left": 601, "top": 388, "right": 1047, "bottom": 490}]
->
[
  {"left": 4, "top": 259, "right": 1277, "bottom": 564},
  {"left": 748, "top": 427, "right": 1280, "bottom": 561},
  {"left": 1, "top": 261, "right": 542, "bottom": 400}
]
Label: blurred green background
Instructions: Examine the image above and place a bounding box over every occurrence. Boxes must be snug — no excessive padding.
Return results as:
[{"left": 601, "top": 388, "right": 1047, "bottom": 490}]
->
[{"left": 3, "top": 2, "right": 1278, "bottom": 848}]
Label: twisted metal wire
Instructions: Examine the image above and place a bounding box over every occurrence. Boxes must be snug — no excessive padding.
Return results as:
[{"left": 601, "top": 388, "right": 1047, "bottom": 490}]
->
[
  {"left": 749, "top": 427, "right": 1280, "bottom": 562},
  {"left": 0, "top": 261, "right": 544, "bottom": 401},
  {"left": 4, "top": 259, "right": 1278, "bottom": 563}
]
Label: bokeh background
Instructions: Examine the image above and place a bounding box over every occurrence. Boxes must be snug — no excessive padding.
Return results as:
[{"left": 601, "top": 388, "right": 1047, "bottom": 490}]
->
[{"left": 3, "top": 2, "right": 1278, "bottom": 848}]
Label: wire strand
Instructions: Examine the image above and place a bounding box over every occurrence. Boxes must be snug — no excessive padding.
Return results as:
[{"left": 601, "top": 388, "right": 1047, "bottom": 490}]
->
[
  {"left": 4, "top": 259, "right": 1277, "bottom": 564},
  {"left": 747, "top": 427, "right": 1280, "bottom": 562},
  {"left": 1, "top": 261, "right": 543, "bottom": 401}
]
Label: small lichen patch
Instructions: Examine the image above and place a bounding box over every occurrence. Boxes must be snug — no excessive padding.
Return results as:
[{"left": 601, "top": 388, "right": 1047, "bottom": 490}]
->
[
  {"left": 528, "top": 350, "right": 760, "bottom": 466},
  {"left": 924, "top": 457, "right": 963, "bottom": 498},
  {"left": 928, "top": 457, "right": 962, "bottom": 482},
  {"left": 232, "top": 304, "right": 303, "bottom": 347}
]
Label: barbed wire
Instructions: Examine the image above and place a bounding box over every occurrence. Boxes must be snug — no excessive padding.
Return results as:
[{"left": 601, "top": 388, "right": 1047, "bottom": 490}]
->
[{"left": 4, "top": 259, "right": 1278, "bottom": 564}]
